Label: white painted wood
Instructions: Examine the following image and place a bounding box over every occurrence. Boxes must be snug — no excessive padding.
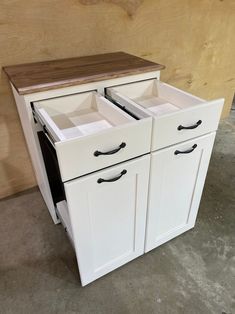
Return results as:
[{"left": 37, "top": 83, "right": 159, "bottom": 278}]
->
[
  {"left": 10, "top": 71, "right": 160, "bottom": 223},
  {"left": 34, "top": 91, "right": 135, "bottom": 142},
  {"left": 34, "top": 91, "right": 152, "bottom": 181},
  {"left": 107, "top": 79, "right": 206, "bottom": 110},
  {"left": 56, "top": 201, "right": 74, "bottom": 246},
  {"left": 145, "top": 132, "right": 216, "bottom": 252},
  {"left": 150, "top": 98, "right": 223, "bottom": 150},
  {"left": 107, "top": 79, "right": 224, "bottom": 150},
  {"left": 106, "top": 91, "right": 150, "bottom": 119},
  {"left": 55, "top": 116, "right": 151, "bottom": 182},
  {"left": 64, "top": 155, "right": 150, "bottom": 286},
  {"left": 10, "top": 66, "right": 222, "bottom": 286},
  {"left": 11, "top": 86, "right": 59, "bottom": 223}
]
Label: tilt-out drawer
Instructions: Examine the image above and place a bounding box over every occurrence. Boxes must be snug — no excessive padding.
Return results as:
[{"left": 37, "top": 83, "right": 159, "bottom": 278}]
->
[
  {"left": 63, "top": 154, "right": 150, "bottom": 286},
  {"left": 33, "top": 91, "right": 152, "bottom": 181},
  {"left": 106, "top": 79, "right": 224, "bottom": 150}
]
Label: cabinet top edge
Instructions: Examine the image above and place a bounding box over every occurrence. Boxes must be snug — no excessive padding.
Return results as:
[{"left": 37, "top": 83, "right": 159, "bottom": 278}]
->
[{"left": 3, "top": 52, "right": 165, "bottom": 95}]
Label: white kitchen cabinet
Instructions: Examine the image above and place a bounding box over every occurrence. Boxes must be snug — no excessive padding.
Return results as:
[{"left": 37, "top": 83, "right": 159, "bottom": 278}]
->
[
  {"left": 145, "top": 132, "right": 216, "bottom": 252},
  {"left": 63, "top": 155, "right": 150, "bottom": 286},
  {"left": 4, "top": 52, "right": 224, "bottom": 286}
]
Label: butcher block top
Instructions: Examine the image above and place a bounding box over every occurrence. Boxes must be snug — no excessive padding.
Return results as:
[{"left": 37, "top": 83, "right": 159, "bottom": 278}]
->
[{"left": 3, "top": 52, "right": 165, "bottom": 95}]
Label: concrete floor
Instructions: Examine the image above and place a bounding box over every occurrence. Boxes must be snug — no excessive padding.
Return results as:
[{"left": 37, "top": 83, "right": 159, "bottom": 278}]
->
[{"left": 1, "top": 113, "right": 235, "bottom": 314}]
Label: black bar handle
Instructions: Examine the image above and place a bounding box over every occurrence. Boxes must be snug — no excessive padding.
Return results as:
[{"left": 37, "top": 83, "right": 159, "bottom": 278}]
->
[
  {"left": 174, "top": 144, "right": 197, "bottom": 155},
  {"left": 178, "top": 120, "right": 202, "bottom": 131},
  {"left": 94, "top": 142, "right": 126, "bottom": 157},
  {"left": 97, "top": 169, "right": 127, "bottom": 184}
]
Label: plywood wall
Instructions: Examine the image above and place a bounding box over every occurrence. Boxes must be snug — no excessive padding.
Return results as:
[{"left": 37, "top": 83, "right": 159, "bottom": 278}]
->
[{"left": 0, "top": 0, "right": 235, "bottom": 198}]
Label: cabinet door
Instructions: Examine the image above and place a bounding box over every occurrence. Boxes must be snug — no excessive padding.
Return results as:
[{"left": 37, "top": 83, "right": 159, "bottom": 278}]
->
[
  {"left": 145, "top": 133, "right": 216, "bottom": 253},
  {"left": 64, "top": 155, "right": 150, "bottom": 286}
]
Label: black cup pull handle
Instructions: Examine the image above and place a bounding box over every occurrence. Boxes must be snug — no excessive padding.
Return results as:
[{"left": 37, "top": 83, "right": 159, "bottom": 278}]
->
[
  {"left": 97, "top": 169, "right": 127, "bottom": 184},
  {"left": 94, "top": 142, "right": 126, "bottom": 157},
  {"left": 174, "top": 144, "right": 197, "bottom": 155},
  {"left": 178, "top": 120, "right": 202, "bottom": 131}
]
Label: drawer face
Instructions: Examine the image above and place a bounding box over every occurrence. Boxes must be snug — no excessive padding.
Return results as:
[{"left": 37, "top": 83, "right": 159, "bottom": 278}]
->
[
  {"left": 106, "top": 79, "right": 224, "bottom": 150},
  {"left": 33, "top": 91, "right": 152, "bottom": 181}
]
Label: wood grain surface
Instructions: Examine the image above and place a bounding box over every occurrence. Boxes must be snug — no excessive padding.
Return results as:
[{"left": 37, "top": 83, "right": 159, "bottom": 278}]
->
[
  {"left": 79, "top": 0, "right": 144, "bottom": 16},
  {"left": 3, "top": 52, "right": 165, "bottom": 94}
]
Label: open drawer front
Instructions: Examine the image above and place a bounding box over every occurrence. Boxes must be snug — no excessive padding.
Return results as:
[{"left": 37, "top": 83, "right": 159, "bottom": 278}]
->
[
  {"left": 33, "top": 91, "right": 152, "bottom": 181},
  {"left": 106, "top": 79, "right": 224, "bottom": 150}
]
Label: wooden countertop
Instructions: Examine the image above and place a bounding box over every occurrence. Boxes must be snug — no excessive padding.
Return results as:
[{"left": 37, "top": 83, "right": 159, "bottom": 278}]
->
[{"left": 3, "top": 52, "right": 165, "bottom": 95}]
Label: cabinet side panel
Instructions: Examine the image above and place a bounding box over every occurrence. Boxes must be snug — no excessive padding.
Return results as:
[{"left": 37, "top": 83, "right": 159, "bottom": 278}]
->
[{"left": 12, "top": 86, "right": 59, "bottom": 223}]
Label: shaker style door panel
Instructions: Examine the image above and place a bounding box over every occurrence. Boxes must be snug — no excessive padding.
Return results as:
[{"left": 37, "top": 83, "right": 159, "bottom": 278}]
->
[
  {"left": 145, "top": 132, "right": 216, "bottom": 253},
  {"left": 64, "top": 155, "right": 150, "bottom": 286}
]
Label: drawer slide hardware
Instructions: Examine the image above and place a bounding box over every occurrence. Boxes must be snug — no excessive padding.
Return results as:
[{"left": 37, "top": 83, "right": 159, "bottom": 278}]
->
[
  {"left": 97, "top": 169, "right": 127, "bottom": 184},
  {"left": 174, "top": 144, "right": 197, "bottom": 155},
  {"left": 31, "top": 103, "right": 38, "bottom": 124},
  {"left": 42, "top": 125, "right": 56, "bottom": 148},
  {"left": 178, "top": 120, "right": 202, "bottom": 131},
  {"left": 94, "top": 142, "right": 126, "bottom": 157},
  {"left": 31, "top": 106, "right": 56, "bottom": 147},
  {"left": 105, "top": 94, "right": 140, "bottom": 120}
]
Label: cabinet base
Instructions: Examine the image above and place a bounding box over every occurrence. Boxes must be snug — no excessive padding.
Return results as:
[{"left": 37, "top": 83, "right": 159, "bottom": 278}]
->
[{"left": 145, "top": 223, "right": 195, "bottom": 253}]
